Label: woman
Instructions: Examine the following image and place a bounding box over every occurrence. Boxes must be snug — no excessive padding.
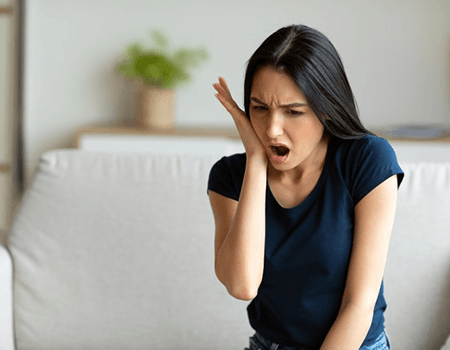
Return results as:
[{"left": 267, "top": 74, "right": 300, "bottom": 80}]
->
[{"left": 208, "top": 24, "right": 404, "bottom": 350}]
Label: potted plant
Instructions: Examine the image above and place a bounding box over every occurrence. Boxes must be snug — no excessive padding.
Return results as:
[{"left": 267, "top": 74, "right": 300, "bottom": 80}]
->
[{"left": 116, "top": 29, "right": 209, "bottom": 130}]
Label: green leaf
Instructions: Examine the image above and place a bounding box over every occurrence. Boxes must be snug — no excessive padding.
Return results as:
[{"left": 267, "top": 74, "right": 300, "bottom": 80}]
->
[
  {"left": 116, "top": 29, "right": 210, "bottom": 89},
  {"left": 149, "top": 29, "right": 169, "bottom": 52}
]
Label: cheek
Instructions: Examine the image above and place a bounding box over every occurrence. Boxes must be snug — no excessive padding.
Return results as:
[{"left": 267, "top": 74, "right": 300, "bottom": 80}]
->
[
  {"left": 297, "top": 117, "right": 322, "bottom": 133},
  {"left": 289, "top": 119, "right": 323, "bottom": 143},
  {"left": 250, "top": 116, "right": 265, "bottom": 138}
]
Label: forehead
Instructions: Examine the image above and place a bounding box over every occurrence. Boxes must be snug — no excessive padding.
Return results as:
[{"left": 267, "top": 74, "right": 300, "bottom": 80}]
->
[{"left": 251, "top": 66, "right": 306, "bottom": 104}]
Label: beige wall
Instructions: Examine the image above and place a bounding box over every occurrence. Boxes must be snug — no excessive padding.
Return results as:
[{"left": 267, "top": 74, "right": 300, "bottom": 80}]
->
[{"left": 22, "top": 0, "right": 450, "bottom": 186}]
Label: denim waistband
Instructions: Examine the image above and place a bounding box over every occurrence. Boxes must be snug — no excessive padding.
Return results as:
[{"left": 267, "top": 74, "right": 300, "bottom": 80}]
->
[
  {"left": 252, "top": 330, "right": 389, "bottom": 350},
  {"left": 254, "top": 332, "right": 311, "bottom": 350}
]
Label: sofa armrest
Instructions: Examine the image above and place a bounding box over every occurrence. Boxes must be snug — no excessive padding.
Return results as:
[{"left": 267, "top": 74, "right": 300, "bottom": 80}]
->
[{"left": 0, "top": 244, "right": 15, "bottom": 350}]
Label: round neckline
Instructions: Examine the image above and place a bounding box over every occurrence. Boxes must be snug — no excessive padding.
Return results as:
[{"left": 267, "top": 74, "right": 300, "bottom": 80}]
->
[{"left": 267, "top": 136, "right": 334, "bottom": 210}]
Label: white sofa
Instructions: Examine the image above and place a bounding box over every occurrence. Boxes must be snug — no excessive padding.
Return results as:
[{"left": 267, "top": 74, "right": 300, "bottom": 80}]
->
[{"left": 0, "top": 140, "right": 450, "bottom": 350}]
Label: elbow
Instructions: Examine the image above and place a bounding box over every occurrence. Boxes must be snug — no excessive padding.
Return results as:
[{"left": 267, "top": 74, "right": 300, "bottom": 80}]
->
[
  {"left": 340, "top": 297, "right": 376, "bottom": 318},
  {"left": 227, "top": 285, "right": 258, "bottom": 301},
  {"left": 215, "top": 267, "right": 260, "bottom": 301}
]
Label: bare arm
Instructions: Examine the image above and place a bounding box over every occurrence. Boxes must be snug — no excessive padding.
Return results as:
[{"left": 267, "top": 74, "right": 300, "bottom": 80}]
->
[{"left": 209, "top": 77, "right": 268, "bottom": 301}]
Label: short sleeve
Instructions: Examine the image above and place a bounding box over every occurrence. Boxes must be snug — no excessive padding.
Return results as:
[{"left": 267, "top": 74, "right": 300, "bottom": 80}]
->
[
  {"left": 207, "top": 154, "right": 245, "bottom": 201},
  {"left": 351, "top": 136, "right": 404, "bottom": 205}
]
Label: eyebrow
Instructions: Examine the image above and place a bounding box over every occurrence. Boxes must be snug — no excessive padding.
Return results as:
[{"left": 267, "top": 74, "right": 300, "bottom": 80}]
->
[{"left": 250, "top": 97, "right": 307, "bottom": 108}]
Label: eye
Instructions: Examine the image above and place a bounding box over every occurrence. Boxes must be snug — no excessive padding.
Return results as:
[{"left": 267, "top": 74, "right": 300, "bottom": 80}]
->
[
  {"left": 287, "top": 110, "right": 304, "bottom": 117},
  {"left": 251, "top": 105, "right": 268, "bottom": 112}
]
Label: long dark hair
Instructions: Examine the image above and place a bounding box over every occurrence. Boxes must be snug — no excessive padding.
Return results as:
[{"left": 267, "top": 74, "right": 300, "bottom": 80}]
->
[{"left": 244, "top": 25, "right": 375, "bottom": 140}]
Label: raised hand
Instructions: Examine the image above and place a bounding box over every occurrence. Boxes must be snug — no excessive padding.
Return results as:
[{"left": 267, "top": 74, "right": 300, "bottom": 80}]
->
[{"left": 213, "top": 77, "right": 267, "bottom": 166}]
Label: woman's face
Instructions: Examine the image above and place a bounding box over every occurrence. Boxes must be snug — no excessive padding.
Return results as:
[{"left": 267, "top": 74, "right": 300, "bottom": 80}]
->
[{"left": 249, "top": 66, "right": 329, "bottom": 177}]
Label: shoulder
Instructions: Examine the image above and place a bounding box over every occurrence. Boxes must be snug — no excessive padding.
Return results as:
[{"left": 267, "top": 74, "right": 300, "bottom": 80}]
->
[
  {"left": 331, "top": 134, "right": 400, "bottom": 173},
  {"left": 207, "top": 153, "right": 246, "bottom": 201},
  {"left": 356, "top": 134, "right": 395, "bottom": 154},
  {"left": 330, "top": 134, "right": 404, "bottom": 205},
  {"left": 209, "top": 153, "right": 247, "bottom": 180},
  {"left": 212, "top": 152, "right": 247, "bottom": 169},
  {"left": 336, "top": 134, "right": 395, "bottom": 159}
]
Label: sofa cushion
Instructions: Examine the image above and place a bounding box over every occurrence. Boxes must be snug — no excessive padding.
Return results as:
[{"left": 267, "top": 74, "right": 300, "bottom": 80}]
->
[
  {"left": 8, "top": 150, "right": 251, "bottom": 350},
  {"left": 442, "top": 336, "right": 450, "bottom": 350},
  {"left": 384, "top": 162, "right": 450, "bottom": 349}
]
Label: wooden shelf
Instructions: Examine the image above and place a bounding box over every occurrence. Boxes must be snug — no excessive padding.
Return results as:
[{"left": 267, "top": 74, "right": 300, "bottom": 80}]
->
[
  {"left": 73, "top": 124, "right": 450, "bottom": 148},
  {"left": 73, "top": 122, "right": 240, "bottom": 148},
  {"left": 0, "top": 6, "right": 13, "bottom": 15},
  {"left": 373, "top": 129, "right": 450, "bottom": 143},
  {"left": 0, "top": 163, "right": 11, "bottom": 173}
]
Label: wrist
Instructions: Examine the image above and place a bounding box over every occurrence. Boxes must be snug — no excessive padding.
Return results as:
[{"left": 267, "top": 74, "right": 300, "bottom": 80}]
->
[{"left": 246, "top": 153, "right": 269, "bottom": 170}]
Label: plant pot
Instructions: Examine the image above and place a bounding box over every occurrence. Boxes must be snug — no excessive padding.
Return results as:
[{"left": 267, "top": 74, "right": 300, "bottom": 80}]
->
[{"left": 135, "top": 84, "right": 175, "bottom": 130}]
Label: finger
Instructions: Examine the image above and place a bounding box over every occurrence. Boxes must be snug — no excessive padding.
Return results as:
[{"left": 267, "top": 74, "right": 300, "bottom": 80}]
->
[
  {"left": 218, "top": 77, "right": 232, "bottom": 96},
  {"left": 213, "top": 82, "right": 233, "bottom": 102},
  {"left": 214, "top": 77, "right": 245, "bottom": 117},
  {"left": 215, "top": 94, "right": 247, "bottom": 123},
  {"left": 213, "top": 83, "right": 236, "bottom": 109},
  {"left": 215, "top": 93, "right": 236, "bottom": 115},
  {"left": 216, "top": 93, "right": 241, "bottom": 115},
  {"left": 212, "top": 82, "right": 227, "bottom": 96}
]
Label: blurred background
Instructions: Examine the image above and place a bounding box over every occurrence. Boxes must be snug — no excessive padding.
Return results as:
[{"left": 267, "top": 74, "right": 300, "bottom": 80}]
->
[{"left": 1, "top": 0, "right": 450, "bottom": 232}]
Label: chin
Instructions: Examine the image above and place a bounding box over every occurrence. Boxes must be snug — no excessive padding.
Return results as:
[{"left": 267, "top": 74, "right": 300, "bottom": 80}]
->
[{"left": 269, "top": 159, "right": 293, "bottom": 171}]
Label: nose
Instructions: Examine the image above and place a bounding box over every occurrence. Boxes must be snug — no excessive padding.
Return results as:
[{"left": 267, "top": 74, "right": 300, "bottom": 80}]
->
[{"left": 265, "top": 111, "right": 284, "bottom": 139}]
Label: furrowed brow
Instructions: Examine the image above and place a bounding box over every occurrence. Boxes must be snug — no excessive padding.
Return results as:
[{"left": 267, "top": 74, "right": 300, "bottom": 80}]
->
[
  {"left": 250, "top": 97, "right": 307, "bottom": 108},
  {"left": 250, "top": 97, "right": 267, "bottom": 105},
  {"left": 280, "top": 102, "right": 307, "bottom": 108}
]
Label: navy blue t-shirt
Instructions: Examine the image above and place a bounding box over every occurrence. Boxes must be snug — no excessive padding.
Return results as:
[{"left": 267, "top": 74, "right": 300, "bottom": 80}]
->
[{"left": 207, "top": 134, "right": 404, "bottom": 350}]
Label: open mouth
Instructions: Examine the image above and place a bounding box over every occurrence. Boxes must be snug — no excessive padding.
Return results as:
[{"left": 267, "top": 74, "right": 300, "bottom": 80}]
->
[{"left": 270, "top": 145, "right": 290, "bottom": 157}]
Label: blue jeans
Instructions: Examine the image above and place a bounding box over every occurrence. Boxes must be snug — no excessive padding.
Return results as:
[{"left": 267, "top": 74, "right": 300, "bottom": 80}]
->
[{"left": 244, "top": 330, "right": 391, "bottom": 350}]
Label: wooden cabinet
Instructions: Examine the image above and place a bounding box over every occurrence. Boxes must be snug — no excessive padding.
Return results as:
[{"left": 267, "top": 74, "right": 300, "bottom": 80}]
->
[
  {"left": 73, "top": 123, "right": 240, "bottom": 148},
  {"left": 73, "top": 124, "right": 242, "bottom": 155},
  {"left": 0, "top": 0, "right": 19, "bottom": 237}
]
